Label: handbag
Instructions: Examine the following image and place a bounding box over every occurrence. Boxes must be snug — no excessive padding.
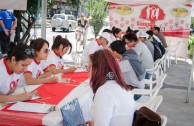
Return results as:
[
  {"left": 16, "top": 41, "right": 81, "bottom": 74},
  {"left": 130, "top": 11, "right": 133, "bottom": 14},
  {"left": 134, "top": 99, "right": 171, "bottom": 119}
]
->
[{"left": 133, "top": 107, "right": 161, "bottom": 126}]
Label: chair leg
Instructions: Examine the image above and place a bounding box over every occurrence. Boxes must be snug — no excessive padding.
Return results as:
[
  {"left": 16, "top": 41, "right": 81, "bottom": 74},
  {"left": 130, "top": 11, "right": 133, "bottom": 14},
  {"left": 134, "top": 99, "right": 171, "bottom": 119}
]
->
[
  {"left": 164, "top": 58, "right": 166, "bottom": 71},
  {"left": 167, "top": 55, "right": 170, "bottom": 68},
  {"left": 175, "top": 54, "right": 177, "bottom": 64}
]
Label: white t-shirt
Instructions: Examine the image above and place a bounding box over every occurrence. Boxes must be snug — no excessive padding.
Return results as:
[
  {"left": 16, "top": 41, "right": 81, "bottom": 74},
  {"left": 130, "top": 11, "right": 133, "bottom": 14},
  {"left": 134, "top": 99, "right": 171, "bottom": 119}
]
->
[
  {"left": 0, "top": 58, "right": 21, "bottom": 95},
  {"left": 91, "top": 80, "right": 136, "bottom": 126},
  {"left": 46, "top": 50, "right": 64, "bottom": 69},
  {"left": 82, "top": 39, "right": 103, "bottom": 64},
  {"left": 134, "top": 42, "right": 154, "bottom": 69},
  {"left": 18, "top": 59, "right": 48, "bottom": 87}
]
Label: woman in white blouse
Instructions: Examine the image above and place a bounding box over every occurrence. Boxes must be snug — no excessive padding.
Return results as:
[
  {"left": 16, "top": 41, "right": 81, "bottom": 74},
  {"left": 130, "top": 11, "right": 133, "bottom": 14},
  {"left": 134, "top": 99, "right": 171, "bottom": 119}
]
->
[{"left": 86, "top": 49, "right": 136, "bottom": 126}]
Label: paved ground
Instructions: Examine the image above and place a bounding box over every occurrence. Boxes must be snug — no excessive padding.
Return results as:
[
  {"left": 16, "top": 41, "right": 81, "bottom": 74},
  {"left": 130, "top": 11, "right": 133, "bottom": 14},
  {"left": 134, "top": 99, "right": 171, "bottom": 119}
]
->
[{"left": 157, "top": 58, "right": 194, "bottom": 126}]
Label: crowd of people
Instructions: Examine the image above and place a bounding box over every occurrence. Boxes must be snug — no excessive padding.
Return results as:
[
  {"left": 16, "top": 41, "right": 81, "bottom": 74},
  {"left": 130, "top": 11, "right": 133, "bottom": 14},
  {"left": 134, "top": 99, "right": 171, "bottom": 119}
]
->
[
  {"left": 81, "top": 26, "right": 167, "bottom": 125},
  {"left": 0, "top": 9, "right": 167, "bottom": 126}
]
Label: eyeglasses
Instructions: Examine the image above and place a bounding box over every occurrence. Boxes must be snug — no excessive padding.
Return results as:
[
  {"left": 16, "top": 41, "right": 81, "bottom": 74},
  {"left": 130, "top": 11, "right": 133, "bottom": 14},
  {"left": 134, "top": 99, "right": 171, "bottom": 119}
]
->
[
  {"left": 15, "top": 48, "right": 35, "bottom": 56},
  {"left": 43, "top": 49, "right": 50, "bottom": 54}
]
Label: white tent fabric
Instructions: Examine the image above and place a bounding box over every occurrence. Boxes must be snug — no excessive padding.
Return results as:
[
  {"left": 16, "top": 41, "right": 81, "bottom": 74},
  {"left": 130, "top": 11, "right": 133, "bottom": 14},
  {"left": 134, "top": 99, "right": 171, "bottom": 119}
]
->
[
  {"left": 107, "top": 0, "right": 194, "bottom": 5},
  {"left": 0, "top": 0, "right": 27, "bottom": 10}
]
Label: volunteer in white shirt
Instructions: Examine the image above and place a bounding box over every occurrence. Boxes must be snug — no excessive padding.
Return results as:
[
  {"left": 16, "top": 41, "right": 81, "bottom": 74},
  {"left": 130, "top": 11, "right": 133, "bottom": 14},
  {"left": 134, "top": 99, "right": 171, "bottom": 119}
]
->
[
  {"left": 82, "top": 32, "right": 110, "bottom": 65},
  {"left": 86, "top": 49, "right": 136, "bottom": 126},
  {"left": 19, "top": 39, "right": 58, "bottom": 86},
  {"left": 47, "top": 35, "right": 76, "bottom": 74},
  {"left": 0, "top": 43, "right": 34, "bottom": 103}
]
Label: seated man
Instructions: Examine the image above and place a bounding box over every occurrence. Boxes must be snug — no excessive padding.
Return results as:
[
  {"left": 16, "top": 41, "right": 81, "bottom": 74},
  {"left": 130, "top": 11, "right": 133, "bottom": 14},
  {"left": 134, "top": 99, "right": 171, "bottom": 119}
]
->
[
  {"left": 82, "top": 32, "right": 110, "bottom": 66},
  {"left": 110, "top": 40, "right": 146, "bottom": 89},
  {"left": 124, "top": 32, "right": 154, "bottom": 80},
  {"left": 110, "top": 40, "right": 146, "bottom": 100}
]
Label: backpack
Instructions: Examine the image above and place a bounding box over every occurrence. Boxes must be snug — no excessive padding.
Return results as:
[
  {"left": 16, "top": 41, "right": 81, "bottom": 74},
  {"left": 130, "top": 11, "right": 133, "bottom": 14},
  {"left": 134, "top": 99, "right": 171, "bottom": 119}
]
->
[
  {"left": 158, "top": 42, "right": 165, "bottom": 55},
  {"left": 152, "top": 37, "right": 162, "bottom": 61},
  {"left": 133, "top": 107, "right": 162, "bottom": 126}
]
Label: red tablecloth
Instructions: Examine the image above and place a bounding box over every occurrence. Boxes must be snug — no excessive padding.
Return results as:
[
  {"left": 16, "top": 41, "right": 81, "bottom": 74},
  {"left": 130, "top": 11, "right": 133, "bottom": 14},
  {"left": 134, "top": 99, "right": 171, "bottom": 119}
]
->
[{"left": 0, "top": 72, "right": 88, "bottom": 126}]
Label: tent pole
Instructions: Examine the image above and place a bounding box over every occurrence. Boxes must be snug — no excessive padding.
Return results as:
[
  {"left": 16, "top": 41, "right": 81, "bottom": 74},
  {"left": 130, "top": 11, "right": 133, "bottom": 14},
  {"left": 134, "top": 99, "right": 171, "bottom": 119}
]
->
[{"left": 186, "top": 51, "right": 194, "bottom": 103}]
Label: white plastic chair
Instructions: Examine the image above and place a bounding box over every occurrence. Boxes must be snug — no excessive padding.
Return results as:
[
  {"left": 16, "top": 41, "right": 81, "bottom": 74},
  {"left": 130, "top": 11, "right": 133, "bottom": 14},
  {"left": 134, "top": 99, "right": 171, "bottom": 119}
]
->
[
  {"left": 160, "top": 115, "right": 167, "bottom": 126},
  {"left": 166, "top": 41, "right": 181, "bottom": 65},
  {"left": 146, "top": 95, "right": 163, "bottom": 112},
  {"left": 132, "top": 74, "right": 166, "bottom": 110},
  {"left": 144, "top": 59, "right": 165, "bottom": 96}
]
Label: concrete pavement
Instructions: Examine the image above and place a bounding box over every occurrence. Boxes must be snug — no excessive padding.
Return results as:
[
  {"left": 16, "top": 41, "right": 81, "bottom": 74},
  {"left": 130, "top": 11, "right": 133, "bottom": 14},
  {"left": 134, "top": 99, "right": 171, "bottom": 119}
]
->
[{"left": 157, "top": 58, "right": 194, "bottom": 126}]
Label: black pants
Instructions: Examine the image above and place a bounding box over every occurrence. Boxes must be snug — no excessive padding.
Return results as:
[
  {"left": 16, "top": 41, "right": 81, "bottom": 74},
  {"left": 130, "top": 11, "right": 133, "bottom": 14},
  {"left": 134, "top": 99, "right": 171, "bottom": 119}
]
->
[{"left": 0, "top": 31, "right": 10, "bottom": 54}]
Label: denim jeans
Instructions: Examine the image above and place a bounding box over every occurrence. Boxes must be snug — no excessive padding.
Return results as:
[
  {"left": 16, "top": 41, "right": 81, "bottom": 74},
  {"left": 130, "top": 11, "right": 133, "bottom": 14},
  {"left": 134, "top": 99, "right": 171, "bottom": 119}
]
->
[{"left": 0, "top": 32, "right": 10, "bottom": 54}]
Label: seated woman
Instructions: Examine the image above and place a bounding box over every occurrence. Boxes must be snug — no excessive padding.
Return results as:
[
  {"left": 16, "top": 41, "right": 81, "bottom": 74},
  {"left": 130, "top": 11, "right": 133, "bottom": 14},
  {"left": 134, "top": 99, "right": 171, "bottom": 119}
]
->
[
  {"left": 46, "top": 35, "right": 76, "bottom": 74},
  {"left": 112, "top": 26, "right": 122, "bottom": 40},
  {"left": 86, "top": 49, "right": 136, "bottom": 126},
  {"left": 0, "top": 43, "right": 34, "bottom": 103},
  {"left": 19, "top": 38, "right": 58, "bottom": 86}
]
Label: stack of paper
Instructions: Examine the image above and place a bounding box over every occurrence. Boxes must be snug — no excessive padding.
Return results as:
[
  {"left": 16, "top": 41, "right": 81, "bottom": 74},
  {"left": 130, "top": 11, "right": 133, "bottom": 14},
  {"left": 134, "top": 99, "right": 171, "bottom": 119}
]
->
[{"left": 8, "top": 102, "right": 55, "bottom": 113}]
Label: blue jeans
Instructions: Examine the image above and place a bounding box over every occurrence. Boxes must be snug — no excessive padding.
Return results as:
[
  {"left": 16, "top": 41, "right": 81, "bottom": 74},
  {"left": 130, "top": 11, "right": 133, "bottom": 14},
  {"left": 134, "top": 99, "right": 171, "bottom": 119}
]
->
[
  {"left": 145, "top": 72, "right": 152, "bottom": 79},
  {"left": 134, "top": 94, "right": 142, "bottom": 101}
]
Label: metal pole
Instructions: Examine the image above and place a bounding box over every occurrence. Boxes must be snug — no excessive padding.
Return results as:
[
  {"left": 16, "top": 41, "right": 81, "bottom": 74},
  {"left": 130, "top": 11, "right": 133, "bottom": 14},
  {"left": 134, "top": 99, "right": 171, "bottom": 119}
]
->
[
  {"left": 186, "top": 51, "right": 194, "bottom": 103},
  {"left": 41, "top": 0, "right": 47, "bottom": 39}
]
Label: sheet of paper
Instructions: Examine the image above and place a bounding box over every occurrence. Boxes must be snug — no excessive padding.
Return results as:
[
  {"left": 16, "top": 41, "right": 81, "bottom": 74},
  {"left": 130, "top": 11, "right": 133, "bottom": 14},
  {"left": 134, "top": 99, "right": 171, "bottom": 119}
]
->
[
  {"left": 75, "top": 68, "right": 87, "bottom": 72},
  {"left": 8, "top": 102, "right": 54, "bottom": 113}
]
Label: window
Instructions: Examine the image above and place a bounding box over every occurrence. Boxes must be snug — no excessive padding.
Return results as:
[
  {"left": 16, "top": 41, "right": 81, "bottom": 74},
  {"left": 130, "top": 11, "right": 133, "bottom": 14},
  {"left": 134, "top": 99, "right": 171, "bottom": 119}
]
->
[
  {"left": 71, "top": 16, "right": 76, "bottom": 21},
  {"left": 68, "top": 16, "right": 72, "bottom": 20},
  {"left": 53, "top": 15, "right": 57, "bottom": 19},
  {"left": 58, "top": 15, "right": 65, "bottom": 19}
]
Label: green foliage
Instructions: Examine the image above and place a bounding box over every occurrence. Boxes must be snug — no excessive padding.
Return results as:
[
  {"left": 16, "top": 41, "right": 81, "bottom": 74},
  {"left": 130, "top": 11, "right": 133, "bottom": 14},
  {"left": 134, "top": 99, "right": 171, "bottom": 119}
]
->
[
  {"left": 188, "top": 35, "right": 194, "bottom": 57},
  {"left": 47, "top": 0, "right": 54, "bottom": 10},
  {"left": 67, "top": 0, "right": 81, "bottom": 8},
  {"left": 191, "top": 17, "right": 194, "bottom": 28},
  {"left": 86, "top": 0, "right": 109, "bottom": 37}
]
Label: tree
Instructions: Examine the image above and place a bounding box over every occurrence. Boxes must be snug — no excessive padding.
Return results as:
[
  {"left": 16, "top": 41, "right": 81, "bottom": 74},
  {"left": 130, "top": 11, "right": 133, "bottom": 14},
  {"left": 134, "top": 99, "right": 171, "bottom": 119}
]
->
[
  {"left": 86, "top": 0, "right": 109, "bottom": 37},
  {"left": 67, "top": 0, "right": 81, "bottom": 17},
  {"left": 14, "top": 0, "right": 40, "bottom": 44}
]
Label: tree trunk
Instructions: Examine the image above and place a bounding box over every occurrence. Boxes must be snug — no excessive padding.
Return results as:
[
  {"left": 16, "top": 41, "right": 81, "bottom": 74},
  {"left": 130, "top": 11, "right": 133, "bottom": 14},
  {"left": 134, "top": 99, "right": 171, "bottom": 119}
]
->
[
  {"left": 20, "top": 20, "right": 35, "bottom": 44},
  {"left": 14, "top": 11, "right": 22, "bottom": 44}
]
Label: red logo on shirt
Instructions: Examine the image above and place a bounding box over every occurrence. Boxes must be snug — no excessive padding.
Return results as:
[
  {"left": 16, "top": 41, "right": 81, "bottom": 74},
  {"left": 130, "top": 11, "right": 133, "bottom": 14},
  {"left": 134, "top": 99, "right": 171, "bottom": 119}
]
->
[
  {"left": 10, "top": 81, "right": 17, "bottom": 90},
  {"left": 36, "top": 70, "right": 41, "bottom": 78},
  {"left": 58, "top": 61, "right": 64, "bottom": 69}
]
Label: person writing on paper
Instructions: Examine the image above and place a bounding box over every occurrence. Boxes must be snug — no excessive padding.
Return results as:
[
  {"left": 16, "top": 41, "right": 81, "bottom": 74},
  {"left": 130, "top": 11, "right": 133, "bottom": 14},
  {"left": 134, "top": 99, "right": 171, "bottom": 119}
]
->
[
  {"left": 18, "top": 39, "right": 58, "bottom": 86},
  {"left": 86, "top": 49, "right": 136, "bottom": 126},
  {"left": 47, "top": 35, "right": 76, "bottom": 74},
  {"left": 0, "top": 43, "right": 34, "bottom": 103}
]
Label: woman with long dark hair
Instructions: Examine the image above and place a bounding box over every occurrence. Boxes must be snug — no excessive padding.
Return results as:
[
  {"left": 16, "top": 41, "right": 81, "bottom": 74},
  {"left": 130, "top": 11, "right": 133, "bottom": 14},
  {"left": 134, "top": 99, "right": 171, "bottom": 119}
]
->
[
  {"left": 0, "top": 43, "right": 34, "bottom": 103},
  {"left": 86, "top": 49, "right": 136, "bottom": 126}
]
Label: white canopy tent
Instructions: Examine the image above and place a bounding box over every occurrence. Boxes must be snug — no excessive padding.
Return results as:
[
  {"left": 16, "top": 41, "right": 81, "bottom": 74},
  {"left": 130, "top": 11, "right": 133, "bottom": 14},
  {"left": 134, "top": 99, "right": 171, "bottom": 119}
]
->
[
  {"left": 107, "top": 0, "right": 194, "bottom": 58},
  {"left": 0, "top": 0, "right": 27, "bottom": 10},
  {"left": 108, "top": 0, "right": 194, "bottom": 102}
]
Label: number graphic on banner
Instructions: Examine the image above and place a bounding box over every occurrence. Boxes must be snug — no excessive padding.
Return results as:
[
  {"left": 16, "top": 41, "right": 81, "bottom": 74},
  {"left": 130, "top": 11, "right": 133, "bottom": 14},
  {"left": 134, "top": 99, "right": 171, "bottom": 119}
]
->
[
  {"left": 125, "top": 20, "right": 129, "bottom": 25},
  {"left": 120, "top": 23, "right": 124, "bottom": 28},
  {"left": 115, "top": 20, "right": 119, "bottom": 24},
  {"left": 169, "top": 19, "right": 173, "bottom": 24},
  {"left": 131, "top": 18, "right": 135, "bottom": 22},
  {"left": 120, "top": 17, "right": 124, "bottom": 21}
]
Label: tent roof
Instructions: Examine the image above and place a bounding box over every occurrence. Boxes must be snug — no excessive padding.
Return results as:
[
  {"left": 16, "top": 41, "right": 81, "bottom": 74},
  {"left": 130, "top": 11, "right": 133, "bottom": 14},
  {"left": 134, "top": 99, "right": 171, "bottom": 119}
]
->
[
  {"left": 107, "top": 0, "right": 194, "bottom": 5},
  {"left": 0, "top": 0, "right": 27, "bottom": 10}
]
